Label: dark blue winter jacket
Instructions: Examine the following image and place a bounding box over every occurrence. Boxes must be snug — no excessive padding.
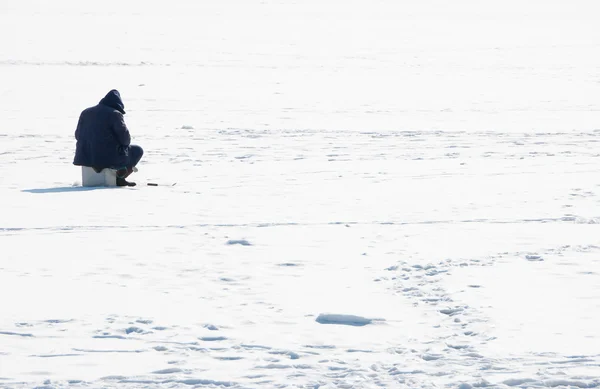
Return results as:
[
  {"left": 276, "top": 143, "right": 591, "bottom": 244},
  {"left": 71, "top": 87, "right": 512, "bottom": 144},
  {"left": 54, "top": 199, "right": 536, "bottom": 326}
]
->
[{"left": 73, "top": 90, "right": 131, "bottom": 169}]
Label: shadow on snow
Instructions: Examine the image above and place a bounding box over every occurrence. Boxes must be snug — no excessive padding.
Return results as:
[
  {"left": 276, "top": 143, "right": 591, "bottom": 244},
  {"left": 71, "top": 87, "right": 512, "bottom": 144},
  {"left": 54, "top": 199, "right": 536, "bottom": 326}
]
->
[{"left": 22, "top": 186, "right": 116, "bottom": 194}]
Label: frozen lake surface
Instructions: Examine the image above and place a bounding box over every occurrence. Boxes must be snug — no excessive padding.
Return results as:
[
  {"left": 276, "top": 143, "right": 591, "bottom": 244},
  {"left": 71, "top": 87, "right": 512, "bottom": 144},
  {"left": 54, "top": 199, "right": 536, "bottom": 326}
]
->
[{"left": 1, "top": 1, "right": 600, "bottom": 388}]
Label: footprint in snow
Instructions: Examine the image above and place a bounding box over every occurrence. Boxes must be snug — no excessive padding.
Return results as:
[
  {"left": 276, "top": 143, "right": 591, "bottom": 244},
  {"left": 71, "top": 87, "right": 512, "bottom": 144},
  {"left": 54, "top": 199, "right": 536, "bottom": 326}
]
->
[
  {"left": 439, "top": 308, "right": 464, "bottom": 316},
  {"left": 215, "top": 356, "right": 244, "bottom": 361},
  {"left": 304, "top": 344, "right": 336, "bottom": 350},
  {"left": 240, "top": 344, "right": 271, "bottom": 350},
  {"left": 269, "top": 350, "right": 300, "bottom": 359},
  {"left": 199, "top": 336, "right": 227, "bottom": 342},
  {"left": 124, "top": 326, "right": 145, "bottom": 334},
  {"left": 152, "top": 368, "right": 183, "bottom": 374},
  {"left": 226, "top": 239, "right": 252, "bottom": 246}
]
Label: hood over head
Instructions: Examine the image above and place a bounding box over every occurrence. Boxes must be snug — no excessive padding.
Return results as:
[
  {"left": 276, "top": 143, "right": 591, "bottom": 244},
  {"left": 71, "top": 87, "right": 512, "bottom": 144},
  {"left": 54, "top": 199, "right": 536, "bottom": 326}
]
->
[{"left": 99, "top": 89, "right": 125, "bottom": 114}]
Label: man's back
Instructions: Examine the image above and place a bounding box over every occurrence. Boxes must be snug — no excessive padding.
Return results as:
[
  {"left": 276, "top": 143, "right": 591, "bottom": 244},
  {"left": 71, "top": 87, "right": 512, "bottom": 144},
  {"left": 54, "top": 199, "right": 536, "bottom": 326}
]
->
[{"left": 73, "top": 90, "right": 131, "bottom": 169}]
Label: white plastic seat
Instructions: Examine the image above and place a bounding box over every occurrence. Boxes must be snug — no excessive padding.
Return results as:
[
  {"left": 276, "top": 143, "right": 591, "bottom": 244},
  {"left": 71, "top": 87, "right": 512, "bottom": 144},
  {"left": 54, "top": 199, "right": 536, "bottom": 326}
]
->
[{"left": 81, "top": 166, "right": 117, "bottom": 187}]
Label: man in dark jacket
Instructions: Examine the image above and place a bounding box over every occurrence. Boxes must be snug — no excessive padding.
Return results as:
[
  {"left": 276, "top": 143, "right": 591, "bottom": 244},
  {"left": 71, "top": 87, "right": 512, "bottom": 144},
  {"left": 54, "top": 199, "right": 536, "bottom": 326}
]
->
[{"left": 73, "top": 89, "right": 143, "bottom": 186}]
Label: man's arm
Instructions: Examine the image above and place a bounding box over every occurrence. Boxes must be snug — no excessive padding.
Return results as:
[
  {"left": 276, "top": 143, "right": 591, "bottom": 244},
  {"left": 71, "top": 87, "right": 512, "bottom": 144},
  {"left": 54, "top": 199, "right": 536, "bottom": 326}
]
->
[
  {"left": 111, "top": 112, "right": 131, "bottom": 146},
  {"left": 74, "top": 114, "right": 83, "bottom": 140}
]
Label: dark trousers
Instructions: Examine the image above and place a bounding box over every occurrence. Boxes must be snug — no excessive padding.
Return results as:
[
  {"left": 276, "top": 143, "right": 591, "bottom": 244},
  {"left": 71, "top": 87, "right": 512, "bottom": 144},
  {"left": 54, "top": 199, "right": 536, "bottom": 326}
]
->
[
  {"left": 92, "top": 145, "right": 144, "bottom": 178},
  {"left": 127, "top": 145, "right": 144, "bottom": 168},
  {"left": 116, "top": 145, "right": 144, "bottom": 178}
]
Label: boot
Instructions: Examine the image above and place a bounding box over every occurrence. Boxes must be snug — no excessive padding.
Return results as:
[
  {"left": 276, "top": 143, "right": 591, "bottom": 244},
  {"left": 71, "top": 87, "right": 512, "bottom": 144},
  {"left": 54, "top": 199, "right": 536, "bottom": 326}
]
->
[
  {"left": 116, "top": 177, "right": 136, "bottom": 187},
  {"left": 116, "top": 167, "right": 136, "bottom": 187}
]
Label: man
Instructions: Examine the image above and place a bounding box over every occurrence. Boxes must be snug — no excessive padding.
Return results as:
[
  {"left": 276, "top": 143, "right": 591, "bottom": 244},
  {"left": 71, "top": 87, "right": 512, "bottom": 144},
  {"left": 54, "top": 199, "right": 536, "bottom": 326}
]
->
[{"left": 73, "top": 89, "right": 143, "bottom": 187}]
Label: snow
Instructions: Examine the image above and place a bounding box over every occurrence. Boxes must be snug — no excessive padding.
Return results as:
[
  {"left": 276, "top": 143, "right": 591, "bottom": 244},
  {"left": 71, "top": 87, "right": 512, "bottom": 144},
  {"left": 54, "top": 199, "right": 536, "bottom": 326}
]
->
[{"left": 1, "top": 0, "right": 600, "bottom": 388}]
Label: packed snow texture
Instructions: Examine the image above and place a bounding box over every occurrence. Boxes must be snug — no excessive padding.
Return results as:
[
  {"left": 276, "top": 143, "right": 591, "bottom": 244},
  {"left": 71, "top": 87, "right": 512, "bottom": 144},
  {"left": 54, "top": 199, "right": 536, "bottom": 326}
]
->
[{"left": 1, "top": 0, "right": 600, "bottom": 388}]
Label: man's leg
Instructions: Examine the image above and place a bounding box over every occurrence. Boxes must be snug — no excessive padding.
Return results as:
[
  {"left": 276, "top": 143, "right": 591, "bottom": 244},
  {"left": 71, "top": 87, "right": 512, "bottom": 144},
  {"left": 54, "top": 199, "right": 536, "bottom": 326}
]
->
[
  {"left": 128, "top": 145, "right": 144, "bottom": 168},
  {"left": 116, "top": 145, "right": 143, "bottom": 178},
  {"left": 115, "top": 145, "right": 143, "bottom": 186}
]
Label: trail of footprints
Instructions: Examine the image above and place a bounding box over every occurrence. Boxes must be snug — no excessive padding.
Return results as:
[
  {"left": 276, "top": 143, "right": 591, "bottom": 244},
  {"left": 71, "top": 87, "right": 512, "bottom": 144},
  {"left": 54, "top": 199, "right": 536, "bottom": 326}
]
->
[
  {"left": 382, "top": 246, "right": 600, "bottom": 387},
  {"left": 5, "top": 245, "right": 600, "bottom": 387}
]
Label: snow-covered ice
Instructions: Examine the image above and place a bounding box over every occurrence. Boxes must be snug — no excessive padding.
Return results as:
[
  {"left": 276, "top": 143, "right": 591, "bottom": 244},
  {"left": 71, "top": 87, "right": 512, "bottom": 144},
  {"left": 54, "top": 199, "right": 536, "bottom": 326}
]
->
[{"left": 1, "top": 0, "right": 600, "bottom": 388}]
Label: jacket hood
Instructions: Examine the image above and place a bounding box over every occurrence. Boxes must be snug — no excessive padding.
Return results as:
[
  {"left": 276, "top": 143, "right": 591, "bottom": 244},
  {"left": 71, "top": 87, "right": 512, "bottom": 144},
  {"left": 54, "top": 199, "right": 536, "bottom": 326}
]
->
[{"left": 99, "top": 89, "right": 126, "bottom": 114}]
